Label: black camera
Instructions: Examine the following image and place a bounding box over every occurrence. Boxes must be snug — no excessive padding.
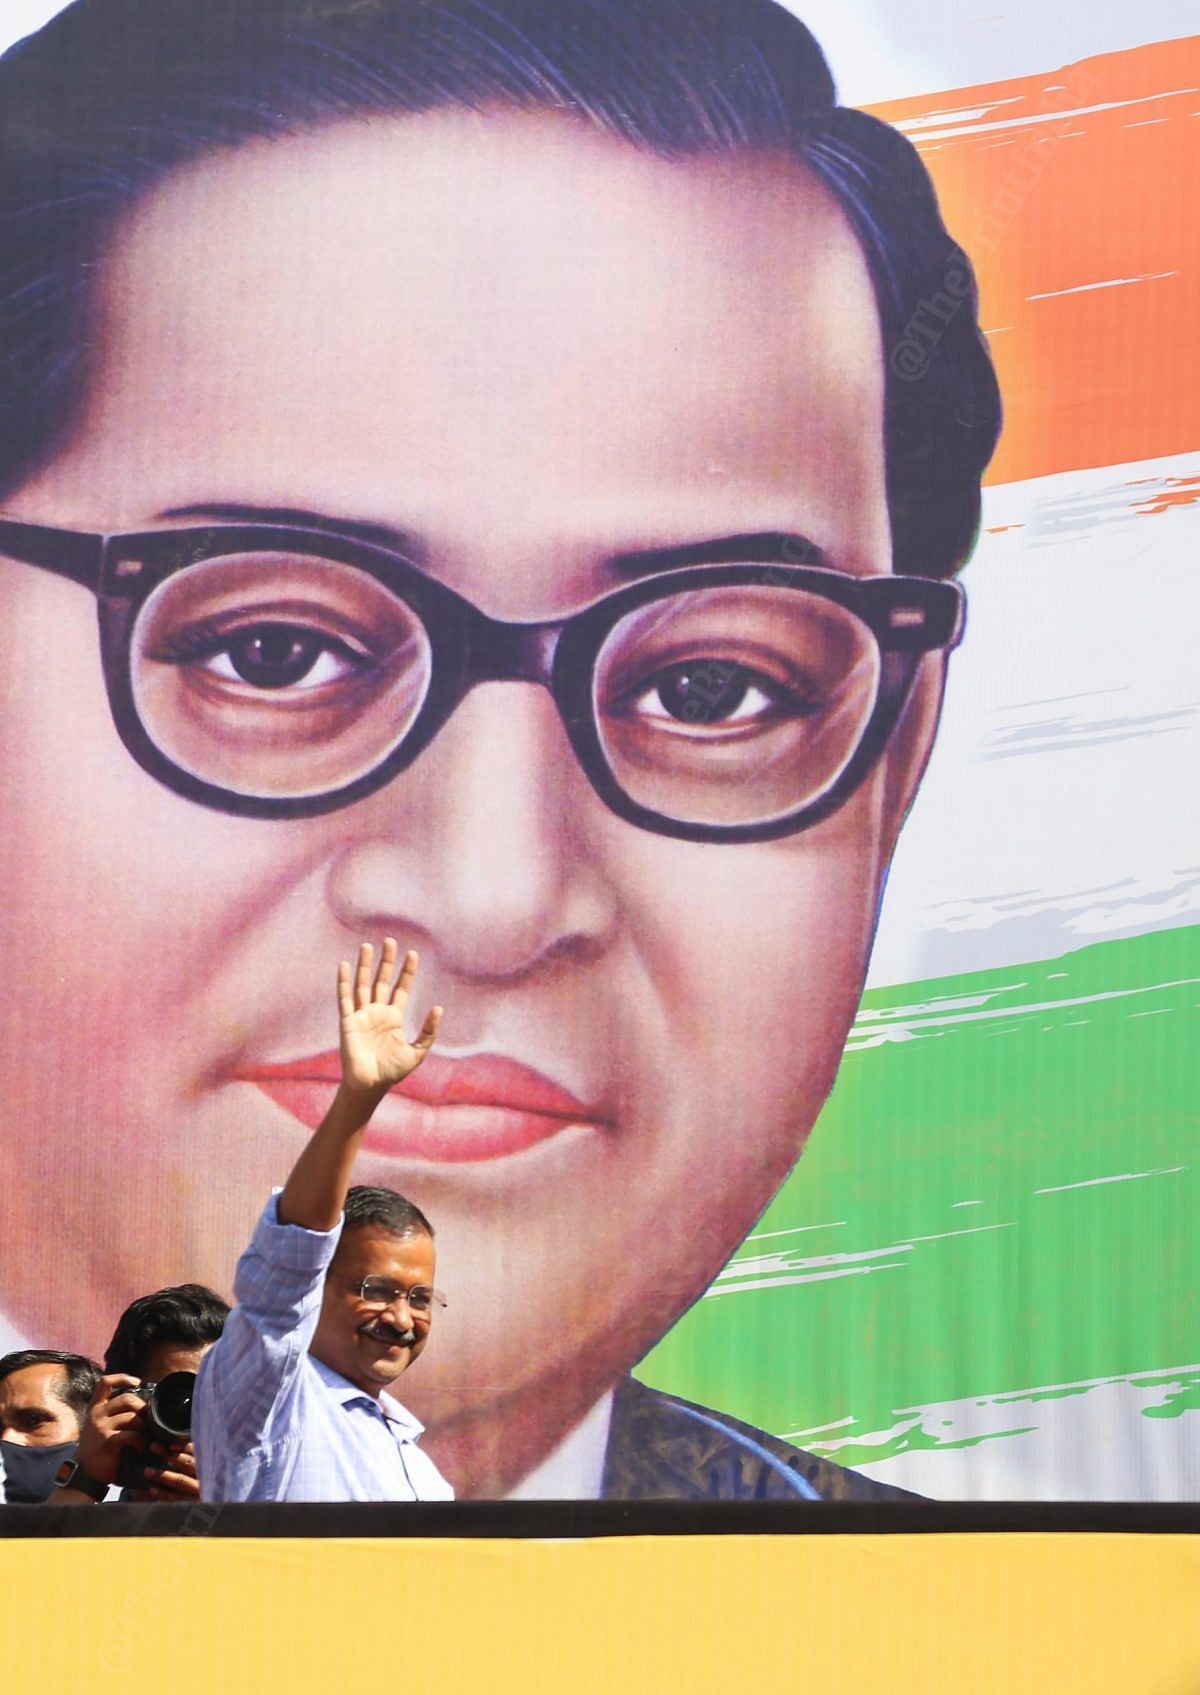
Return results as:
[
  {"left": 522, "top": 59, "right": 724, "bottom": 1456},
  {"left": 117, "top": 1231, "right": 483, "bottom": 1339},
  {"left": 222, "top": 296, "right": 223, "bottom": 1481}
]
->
[{"left": 109, "top": 1370, "right": 197, "bottom": 1489}]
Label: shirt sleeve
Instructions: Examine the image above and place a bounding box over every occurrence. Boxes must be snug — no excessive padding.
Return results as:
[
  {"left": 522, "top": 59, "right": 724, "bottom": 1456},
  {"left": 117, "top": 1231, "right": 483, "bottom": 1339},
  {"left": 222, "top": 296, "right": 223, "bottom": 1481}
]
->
[{"left": 195, "top": 1190, "right": 343, "bottom": 1469}]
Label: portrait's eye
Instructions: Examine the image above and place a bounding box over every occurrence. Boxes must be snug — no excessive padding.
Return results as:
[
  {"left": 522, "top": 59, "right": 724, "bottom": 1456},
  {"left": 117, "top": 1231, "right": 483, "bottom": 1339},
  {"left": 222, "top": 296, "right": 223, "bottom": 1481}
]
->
[
  {"left": 593, "top": 581, "right": 882, "bottom": 829},
  {"left": 615, "top": 656, "right": 814, "bottom": 732},
  {"left": 171, "top": 620, "right": 371, "bottom": 692},
  {"left": 130, "top": 551, "right": 434, "bottom": 801}
]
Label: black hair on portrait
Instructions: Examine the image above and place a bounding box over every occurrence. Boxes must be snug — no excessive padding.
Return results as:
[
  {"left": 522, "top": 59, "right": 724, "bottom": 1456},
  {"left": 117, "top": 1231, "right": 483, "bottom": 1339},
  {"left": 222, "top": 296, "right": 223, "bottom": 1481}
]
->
[{"left": 0, "top": 0, "right": 1000, "bottom": 575}]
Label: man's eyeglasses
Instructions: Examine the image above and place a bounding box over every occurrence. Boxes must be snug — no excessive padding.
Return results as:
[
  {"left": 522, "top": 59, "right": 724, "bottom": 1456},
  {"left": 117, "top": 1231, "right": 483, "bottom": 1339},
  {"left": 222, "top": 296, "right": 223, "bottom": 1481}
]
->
[
  {"left": 0, "top": 517, "right": 964, "bottom": 843},
  {"left": 350, "top": 1276, "right": 447, "bottom": 1314}
]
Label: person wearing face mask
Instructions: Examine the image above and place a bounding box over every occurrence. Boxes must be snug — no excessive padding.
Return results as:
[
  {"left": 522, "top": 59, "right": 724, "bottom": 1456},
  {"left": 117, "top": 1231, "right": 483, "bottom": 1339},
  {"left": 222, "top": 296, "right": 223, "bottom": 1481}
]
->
[{"left": 0, "top": 1349, "right": 99, "bottom": 1504}]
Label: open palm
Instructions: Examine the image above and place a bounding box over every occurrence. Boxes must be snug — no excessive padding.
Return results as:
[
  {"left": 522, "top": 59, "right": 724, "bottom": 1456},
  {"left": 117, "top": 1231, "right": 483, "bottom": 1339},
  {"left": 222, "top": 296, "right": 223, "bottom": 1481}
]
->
[{"left": 338, "top": 938, "right": 442, "bottom": 1092}]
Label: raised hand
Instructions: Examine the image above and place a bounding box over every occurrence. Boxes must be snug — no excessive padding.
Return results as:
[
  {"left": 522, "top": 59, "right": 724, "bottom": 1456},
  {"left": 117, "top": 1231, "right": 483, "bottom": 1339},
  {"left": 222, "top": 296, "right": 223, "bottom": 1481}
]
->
[
  {"left": 338, "top": 937, "right": 442, "bottom": 1094},
  {"left": 277, "top": 938, "right": 444, "bottom": 1230}
]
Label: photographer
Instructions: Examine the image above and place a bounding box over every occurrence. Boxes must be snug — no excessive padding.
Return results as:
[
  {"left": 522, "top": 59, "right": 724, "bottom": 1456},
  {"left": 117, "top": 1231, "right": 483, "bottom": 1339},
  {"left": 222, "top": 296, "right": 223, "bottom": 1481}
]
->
[{"left": 53, "top": 1285, "right": 228, "bottom": 1504}]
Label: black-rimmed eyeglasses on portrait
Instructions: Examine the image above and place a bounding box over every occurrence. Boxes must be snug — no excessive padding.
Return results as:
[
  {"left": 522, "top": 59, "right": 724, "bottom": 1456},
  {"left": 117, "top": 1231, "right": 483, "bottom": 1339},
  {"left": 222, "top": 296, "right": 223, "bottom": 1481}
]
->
[{"left": 0, "top": 517, "right": 964, "bottom": 843}]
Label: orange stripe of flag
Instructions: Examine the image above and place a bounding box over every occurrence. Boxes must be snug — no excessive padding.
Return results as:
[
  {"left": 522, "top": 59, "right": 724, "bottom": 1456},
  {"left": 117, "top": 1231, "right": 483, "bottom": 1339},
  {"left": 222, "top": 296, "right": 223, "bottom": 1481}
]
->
[{"left": 868, "top": 38, "right": 1200, "bottom": 486}]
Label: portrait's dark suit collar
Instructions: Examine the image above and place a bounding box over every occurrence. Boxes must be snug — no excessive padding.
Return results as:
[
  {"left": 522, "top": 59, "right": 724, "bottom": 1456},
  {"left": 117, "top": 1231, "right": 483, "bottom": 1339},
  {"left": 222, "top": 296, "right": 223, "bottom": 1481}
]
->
[{"left": 601, "top": 1375, "right": 921, "bottom": 1502}]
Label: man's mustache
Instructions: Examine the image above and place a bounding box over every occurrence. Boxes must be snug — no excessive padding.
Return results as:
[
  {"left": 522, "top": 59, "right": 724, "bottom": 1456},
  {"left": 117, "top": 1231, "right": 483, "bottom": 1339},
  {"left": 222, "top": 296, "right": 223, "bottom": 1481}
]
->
[{"left": 360, "top": 1319, "right": 418, "bottom": 1348}]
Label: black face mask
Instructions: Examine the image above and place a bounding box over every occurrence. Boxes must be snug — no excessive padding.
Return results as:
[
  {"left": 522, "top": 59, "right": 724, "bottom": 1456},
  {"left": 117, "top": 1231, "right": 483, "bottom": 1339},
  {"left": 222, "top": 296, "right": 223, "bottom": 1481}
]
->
[{"left": 1, "top": 1438, "right": 77, "bottom": 1503}]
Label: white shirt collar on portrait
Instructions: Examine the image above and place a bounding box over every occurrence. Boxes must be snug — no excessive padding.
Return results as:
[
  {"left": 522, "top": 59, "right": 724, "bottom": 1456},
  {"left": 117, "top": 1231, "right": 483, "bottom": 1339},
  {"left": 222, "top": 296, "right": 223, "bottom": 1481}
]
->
[
  {"left": 0, "top": 1310, "right": 28, "bottom": 1354},
  {"left": 503, "top": 1389, "right": 614, "bottom": 1501}
]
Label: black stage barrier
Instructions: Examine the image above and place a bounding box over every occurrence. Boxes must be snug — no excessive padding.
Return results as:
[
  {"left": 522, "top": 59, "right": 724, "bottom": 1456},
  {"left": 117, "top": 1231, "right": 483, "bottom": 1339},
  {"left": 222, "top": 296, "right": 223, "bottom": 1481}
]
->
[{"left": 3, "top": 1499, "right": 1199, "bottom": 1536}]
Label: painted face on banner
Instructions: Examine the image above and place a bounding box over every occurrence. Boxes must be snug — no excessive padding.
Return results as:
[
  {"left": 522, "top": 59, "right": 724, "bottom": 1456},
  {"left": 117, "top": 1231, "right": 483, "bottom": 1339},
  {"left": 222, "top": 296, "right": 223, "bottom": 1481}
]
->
[{"left": 0, "top": 112, "right": 941, "bottom": 1479}]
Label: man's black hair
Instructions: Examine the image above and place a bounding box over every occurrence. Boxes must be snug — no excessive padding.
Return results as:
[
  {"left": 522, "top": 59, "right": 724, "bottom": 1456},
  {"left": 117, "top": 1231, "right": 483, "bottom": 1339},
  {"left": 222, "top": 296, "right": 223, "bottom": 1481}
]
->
[
  {"left": 0, "top": 1348, "right": 100, "bottom": 1427},
  {"left": 103, "top": 1284, "right": 230, "bottom": 1378},
  {"left": 0, "top": 0, "right": 999, "bottom": 578},
  {"left": 343, "top": 1184, "right": 435, "bottom": 1241}
]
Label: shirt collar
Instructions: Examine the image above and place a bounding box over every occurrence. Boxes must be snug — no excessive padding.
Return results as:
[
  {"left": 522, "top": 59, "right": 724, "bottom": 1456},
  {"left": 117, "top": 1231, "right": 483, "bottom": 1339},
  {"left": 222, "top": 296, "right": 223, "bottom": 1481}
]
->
[
  {"left": 309, "top": 1354, "right": 425, "bottom": 1439},
  {"left": 504, "top": 1389, "right": 614, "bottom": 1500}
]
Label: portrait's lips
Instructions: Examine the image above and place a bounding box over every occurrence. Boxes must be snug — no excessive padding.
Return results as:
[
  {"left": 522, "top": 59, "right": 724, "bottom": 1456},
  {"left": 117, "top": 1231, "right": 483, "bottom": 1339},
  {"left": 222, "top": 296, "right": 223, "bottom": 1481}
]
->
[{"left": 233, "top": 1051, "right": 608, "bottom": 1163}]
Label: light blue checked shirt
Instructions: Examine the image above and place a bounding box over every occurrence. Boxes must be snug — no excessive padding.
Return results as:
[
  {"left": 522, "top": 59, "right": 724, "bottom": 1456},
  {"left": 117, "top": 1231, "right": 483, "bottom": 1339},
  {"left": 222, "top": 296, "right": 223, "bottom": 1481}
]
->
[{"left": 194, "top": 1191, "right": 454, "bottom": 1503}]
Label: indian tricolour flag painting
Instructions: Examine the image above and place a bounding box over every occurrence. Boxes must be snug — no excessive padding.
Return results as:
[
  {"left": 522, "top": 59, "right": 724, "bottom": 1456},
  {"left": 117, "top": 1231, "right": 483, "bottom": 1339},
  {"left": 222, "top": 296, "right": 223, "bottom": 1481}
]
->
[
  {"left": 643, "top": 17, "right": 1200, "bottom": 1500},
  {"left": 0, "top": 0, "right": 1193, "bottom": 1507}
]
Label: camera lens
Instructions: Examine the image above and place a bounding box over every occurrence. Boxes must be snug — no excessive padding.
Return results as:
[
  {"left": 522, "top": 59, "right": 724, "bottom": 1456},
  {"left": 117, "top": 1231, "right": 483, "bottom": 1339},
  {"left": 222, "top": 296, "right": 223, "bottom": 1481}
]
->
[{"left": 146, "top": 1370, "right": 196, "bottom": 1440}]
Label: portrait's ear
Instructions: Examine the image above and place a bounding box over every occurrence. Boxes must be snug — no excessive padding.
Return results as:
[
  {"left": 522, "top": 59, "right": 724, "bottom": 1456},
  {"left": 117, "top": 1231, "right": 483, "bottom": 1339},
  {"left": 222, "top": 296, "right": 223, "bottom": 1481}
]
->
[{"left": 879, "top": 652, "right": 948, "bottom": 857}]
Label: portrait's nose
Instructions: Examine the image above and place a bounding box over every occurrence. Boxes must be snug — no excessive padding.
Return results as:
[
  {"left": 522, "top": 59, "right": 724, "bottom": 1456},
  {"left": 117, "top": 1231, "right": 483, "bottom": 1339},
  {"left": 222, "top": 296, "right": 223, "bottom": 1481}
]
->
[
  {"left": 325, "top": 683, "right": 619, "bottom": 984},
  {"left": 0, "top": 1425, "right": 28, "bottom": 1446}
]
